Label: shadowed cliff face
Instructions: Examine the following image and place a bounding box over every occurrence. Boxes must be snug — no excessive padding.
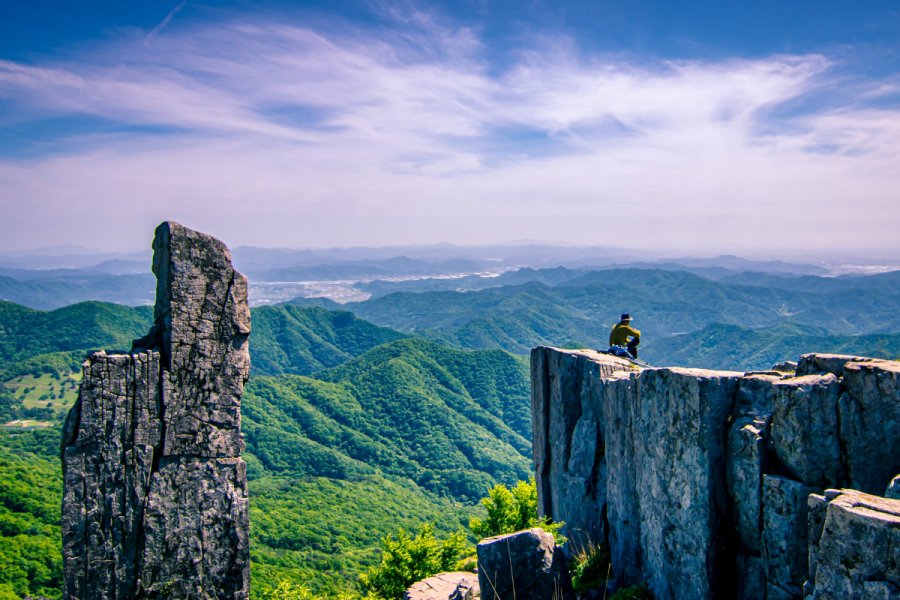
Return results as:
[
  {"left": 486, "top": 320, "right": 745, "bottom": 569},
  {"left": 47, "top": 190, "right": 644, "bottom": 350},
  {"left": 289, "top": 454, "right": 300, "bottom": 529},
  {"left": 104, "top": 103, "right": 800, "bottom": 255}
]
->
[
  {"left": 531, "top": 348, "right": 900, "bottom": 600},
  {"left": 61, "top": 221, "right": 251, "bottom": 600}
]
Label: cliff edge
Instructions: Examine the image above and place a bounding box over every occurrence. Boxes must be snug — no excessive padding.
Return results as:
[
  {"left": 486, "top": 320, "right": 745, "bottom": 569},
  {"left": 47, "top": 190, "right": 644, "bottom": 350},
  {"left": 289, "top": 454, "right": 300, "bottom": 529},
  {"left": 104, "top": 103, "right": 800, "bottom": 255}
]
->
[{"left": 532, "top": 347, "right": 899, "bottom": 600}]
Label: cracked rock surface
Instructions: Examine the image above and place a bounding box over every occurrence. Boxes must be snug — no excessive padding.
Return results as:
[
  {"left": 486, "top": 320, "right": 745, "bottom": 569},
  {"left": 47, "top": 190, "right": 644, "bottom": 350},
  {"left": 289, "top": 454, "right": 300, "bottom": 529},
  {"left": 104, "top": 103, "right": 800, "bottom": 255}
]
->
[{"left": 62, "top": 221, "right": 251, "bottom": 600}]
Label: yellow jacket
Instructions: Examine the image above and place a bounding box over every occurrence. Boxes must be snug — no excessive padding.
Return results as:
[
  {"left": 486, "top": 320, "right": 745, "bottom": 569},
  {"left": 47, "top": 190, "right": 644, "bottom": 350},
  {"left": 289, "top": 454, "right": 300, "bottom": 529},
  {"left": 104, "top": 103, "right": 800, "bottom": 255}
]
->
[{"left": 609, "top": 322, "right": 640, "bottom": 346}]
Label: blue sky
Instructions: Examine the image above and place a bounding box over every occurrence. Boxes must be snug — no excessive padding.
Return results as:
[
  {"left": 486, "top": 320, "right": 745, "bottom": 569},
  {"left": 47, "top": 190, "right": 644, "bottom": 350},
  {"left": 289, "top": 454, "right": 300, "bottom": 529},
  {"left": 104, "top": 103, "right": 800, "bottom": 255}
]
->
[{"left": 1, "top": 1, "right": 899, "bottom": 254}]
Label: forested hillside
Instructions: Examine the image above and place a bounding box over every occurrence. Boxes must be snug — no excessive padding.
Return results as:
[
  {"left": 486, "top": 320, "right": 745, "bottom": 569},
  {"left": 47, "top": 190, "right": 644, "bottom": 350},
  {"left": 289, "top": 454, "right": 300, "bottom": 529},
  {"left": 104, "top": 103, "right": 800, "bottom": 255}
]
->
[
  {"left": 0, "top": 301, "right": 151, "bottom": 363},
  {"left": 0, "top": 302, "right": 530, "bottom": 598},
  {"left": 250, "top": 305, "right": 407, "bottom": 376}
]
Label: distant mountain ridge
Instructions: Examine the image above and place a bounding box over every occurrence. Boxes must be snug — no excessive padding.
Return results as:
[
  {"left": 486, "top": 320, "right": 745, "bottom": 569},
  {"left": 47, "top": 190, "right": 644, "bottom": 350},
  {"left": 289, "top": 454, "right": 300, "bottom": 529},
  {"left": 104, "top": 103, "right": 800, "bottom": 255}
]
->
[
  {"left": 340, "top": 267, "right": 900, "bottom": 367},
  {"left": 5, "top": 243, "right": 890, "bottom": 309},
  {"left": 3, "top": 261, "right": 899, "bottom": 372}
]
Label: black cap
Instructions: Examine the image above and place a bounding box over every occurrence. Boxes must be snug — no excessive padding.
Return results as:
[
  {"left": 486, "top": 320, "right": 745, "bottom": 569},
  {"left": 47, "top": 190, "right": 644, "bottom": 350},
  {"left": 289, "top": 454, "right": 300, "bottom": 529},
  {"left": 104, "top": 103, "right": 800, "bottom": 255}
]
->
[{"left": 620, "top": 313, "right": 632, "bottom": 321}]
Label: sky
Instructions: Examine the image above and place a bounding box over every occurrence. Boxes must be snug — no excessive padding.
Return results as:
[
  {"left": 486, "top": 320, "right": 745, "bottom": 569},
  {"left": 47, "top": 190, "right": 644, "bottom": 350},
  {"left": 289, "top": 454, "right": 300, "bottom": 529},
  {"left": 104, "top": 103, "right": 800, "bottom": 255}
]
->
[{"left": 1, "top": 1, "right": 899, "bottom": 255}]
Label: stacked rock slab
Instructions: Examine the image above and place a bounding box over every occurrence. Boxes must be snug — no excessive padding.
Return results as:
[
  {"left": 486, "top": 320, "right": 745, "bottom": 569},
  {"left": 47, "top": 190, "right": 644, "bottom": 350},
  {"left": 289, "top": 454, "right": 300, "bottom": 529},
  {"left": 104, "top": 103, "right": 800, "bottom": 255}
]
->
[
  {"left": 531, "top": 347, "right": 900, "bottom": 600},
  {"left": 61, "top": 222, "right": 251, "bottom": 600}
]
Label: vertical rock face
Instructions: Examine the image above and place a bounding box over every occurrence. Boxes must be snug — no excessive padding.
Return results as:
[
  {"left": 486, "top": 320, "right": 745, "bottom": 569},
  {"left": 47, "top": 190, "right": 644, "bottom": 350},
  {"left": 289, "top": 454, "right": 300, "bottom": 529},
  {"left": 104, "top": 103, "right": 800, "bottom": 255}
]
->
[
  {"left": 531, "top": 347, "right": 900, "bottom": 600},
  {"left": 62, "top": 221, "right": 251, "bottom": 600},
  {"left": 531, "top": 348, "right": 635, "bottom": 548},
  {"left": 613, "top": 368, "right": 740, "bottom": 600}
]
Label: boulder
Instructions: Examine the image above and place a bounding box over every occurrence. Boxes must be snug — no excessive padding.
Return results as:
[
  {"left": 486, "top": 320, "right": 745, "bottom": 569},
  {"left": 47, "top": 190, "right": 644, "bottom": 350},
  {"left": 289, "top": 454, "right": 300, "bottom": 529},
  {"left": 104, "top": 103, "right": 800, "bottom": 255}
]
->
[
  {"left": 886, "top": 475, "right": 900, "bottom": 500},
  {"left": 796, "top": 353, "right": 863, "bottom": 377},
  {"left": 476, "top": 528, "right": 574, "bottom": 600},
  {"left": 733, "top": 373, "right": 779, "bottom": 418}
]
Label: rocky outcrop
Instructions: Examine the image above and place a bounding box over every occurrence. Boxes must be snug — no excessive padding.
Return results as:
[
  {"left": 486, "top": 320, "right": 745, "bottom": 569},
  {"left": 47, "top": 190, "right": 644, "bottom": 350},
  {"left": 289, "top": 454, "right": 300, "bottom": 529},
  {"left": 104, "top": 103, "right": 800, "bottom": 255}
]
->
[
  {"left": 531, "top": 347, "right": 900, "bottom": 600},
  {"left": 806, "top": 490, "right": 900, "bottom": 599},
  {"left": 61, "top": 222, "right": 251, "bottom": 600},
  {"left": 477, "top": 528, "right": 574, "bottom": 600},
  {"left": 404, "top": 572, "right": 478, "bottom": 600}
]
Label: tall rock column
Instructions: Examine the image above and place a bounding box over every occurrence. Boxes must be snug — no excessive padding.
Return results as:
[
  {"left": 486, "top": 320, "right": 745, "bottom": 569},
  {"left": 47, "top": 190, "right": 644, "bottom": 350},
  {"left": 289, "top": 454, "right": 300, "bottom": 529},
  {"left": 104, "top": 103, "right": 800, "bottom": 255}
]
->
[
  {"left": 61, "top": 221, "right": 251, "bottom": 600},
  {"left": 531, "top": 347, "right": 638, "bottom": 548}
]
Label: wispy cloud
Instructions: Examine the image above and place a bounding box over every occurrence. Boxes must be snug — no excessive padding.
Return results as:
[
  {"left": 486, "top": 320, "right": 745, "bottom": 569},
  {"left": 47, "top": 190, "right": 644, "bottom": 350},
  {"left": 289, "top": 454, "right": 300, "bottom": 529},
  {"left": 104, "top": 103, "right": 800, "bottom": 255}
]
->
[
  {"left": 0, "top": 8, "right": 898, "bottom": 253},
  {"left": 146, "top": 1, "right": 188, "bottom": 44}
]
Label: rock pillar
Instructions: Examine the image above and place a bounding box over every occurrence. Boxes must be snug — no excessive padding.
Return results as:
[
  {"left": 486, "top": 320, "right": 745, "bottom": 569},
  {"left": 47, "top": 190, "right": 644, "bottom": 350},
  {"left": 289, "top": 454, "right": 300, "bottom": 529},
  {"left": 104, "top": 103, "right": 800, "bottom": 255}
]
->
[{"left": 61, "top": 221, "right": 251, "bottom": 600}]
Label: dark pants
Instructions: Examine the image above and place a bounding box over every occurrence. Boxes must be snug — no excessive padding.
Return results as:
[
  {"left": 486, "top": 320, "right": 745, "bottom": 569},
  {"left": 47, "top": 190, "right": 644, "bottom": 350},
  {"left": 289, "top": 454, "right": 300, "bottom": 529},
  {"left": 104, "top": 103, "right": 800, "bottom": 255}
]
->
[{"left": 627, "top": 338, "right": 640, "bottom": 359}]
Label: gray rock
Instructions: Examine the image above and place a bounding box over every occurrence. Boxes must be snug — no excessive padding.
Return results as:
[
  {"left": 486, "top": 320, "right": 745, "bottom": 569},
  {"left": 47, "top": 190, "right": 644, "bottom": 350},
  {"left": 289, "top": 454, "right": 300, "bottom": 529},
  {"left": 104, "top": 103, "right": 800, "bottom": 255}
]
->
[
  {"left": 138, "top": 457, "right": 249, "bottom": 597},
  {"left": 61, "top": 351, "right": 162, "bottom": 600},
  {"left": 806, "top": 490, "right": 900, "bottom": 599},
  {"left": 733, "top": 373, "right": 779, "bottom": 418},
  {"left": 762, "top": 475, "right": 817, "bottom": 599},
  {"left": 796, "top": 353, "right": 864, "bottom": 377},
  {"left": 728, "top": 416, "right": 767, "bottom": 553},
  {"left": 601, "top": 371, "right": 642, "bottom": 586},
  {"left": 625, "top": 367, "right": 739, "bottom": 600},
  {"left": 770, "top": 374, "right": 842, "bottom": 487},
  {"left": 151, "top": 221, "right": 251, "bottom": 458},
  {"left": 62, "top": 221, "right": 251, "bottom": 600},
  {"left": 771, "top": 361, "right": 798, "bottom": 374},
  {"left": 476, "top": 528, "right": 574, "bottom": 600},
  {"left": 532, "top": 348, "right": 900, "bottom": 600},
  {"left": 404, "top": 572, "right": 478, "bottom": 600},
  {"left": 886, "top": 475, "right": 900, "bottom": 500},
  {"left": 806, "top": 492, "right": 830, "bottom": 597},
  {"left": 840, "top": 360, "right": 900, "bottom": 495},
  {"left": 735, "top": 553, "right": 766, "bottom": 600}
]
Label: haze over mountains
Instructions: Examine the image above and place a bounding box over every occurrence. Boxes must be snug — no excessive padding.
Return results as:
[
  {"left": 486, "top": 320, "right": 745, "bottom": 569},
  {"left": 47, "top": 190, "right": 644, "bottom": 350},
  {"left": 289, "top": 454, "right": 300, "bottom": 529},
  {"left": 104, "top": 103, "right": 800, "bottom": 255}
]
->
[
  {"left": 1, "top": 243, "right": 898, "bottom": 310},
  {"left": 1, "top": 244, "right": 899, "bottom": 372}
]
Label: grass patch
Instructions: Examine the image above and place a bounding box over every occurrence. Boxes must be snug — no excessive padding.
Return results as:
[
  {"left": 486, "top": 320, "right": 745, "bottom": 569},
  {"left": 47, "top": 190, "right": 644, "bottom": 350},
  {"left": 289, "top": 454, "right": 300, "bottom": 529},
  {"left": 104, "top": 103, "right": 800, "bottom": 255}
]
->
[
  {"left": 569, "top": 542, "right": 611, "bottom": 593},
  {"left": 6, "top": 372, "right": 80, "bottom": 410}
]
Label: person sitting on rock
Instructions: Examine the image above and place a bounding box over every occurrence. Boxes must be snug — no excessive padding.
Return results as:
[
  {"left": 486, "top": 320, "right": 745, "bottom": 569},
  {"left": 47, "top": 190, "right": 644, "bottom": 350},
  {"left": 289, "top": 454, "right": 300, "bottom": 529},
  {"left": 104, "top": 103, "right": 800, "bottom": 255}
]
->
[{"left": 609, "top": 313, "right": 641, "bottom": 359}]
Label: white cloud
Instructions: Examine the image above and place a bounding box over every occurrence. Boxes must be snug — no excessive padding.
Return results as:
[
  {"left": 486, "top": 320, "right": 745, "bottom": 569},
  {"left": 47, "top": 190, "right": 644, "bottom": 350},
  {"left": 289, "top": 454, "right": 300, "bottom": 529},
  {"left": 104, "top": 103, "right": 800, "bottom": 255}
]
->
[{"left": 0, "top": 11, "right": 898, "bottom": 253}]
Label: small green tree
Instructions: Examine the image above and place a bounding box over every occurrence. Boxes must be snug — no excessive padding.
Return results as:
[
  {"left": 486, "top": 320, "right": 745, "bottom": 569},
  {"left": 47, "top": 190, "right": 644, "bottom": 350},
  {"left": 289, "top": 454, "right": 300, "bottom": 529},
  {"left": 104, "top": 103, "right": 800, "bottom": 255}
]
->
[
  {"left": 469, "top": 477, "right": 564, "bottom": 542},
  {"left": 359, "top": 523, "right": 467, "bottom": 599},
  {"left": 256, "top": 580, "right": 364, "bottom": 600}
]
